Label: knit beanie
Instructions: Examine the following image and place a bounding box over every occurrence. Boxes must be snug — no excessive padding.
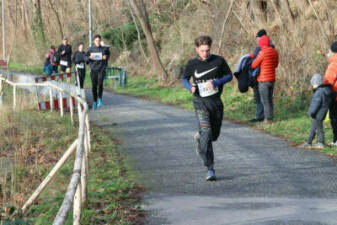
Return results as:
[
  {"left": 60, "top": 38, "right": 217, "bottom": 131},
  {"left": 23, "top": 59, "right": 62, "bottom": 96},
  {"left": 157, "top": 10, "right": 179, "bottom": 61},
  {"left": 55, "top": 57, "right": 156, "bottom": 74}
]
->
[
  {"left": 256, "top": 29, "right": 267, "bottom": 37},
  {"left": 331, "top": 42, "right": 337, "bottom": 53},
  {"left": 310, "top": 74, "right": 323, "bottom": 87},
  {"left": 258, "top": 35, "right": 270, "bottom": 48}
]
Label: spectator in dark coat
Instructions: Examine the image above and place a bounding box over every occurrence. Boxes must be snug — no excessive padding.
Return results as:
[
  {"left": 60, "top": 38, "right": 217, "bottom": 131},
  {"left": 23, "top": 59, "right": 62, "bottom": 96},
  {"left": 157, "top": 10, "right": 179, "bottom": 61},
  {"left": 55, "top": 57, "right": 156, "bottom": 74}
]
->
[
  {"left": 46, "top": 45, "right": 58, "bottom": 74},
  {"left": 299, "top": 74, "right": 334, "bottom": 149}
]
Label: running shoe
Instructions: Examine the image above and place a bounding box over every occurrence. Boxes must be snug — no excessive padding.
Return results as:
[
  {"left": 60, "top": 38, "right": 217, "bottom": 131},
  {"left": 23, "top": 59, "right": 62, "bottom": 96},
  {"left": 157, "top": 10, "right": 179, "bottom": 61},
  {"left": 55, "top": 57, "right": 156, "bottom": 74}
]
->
[
  {"left": 92, "top": 101, "right": 97, "bottom": 110},
  {"left": 206, "top": 168, "right": 216, "bottom": 181},
  {"left": 331, "top": 141, "right": 337, "bottom": 147},
  {"left": 98, "top": 98, "right": 103, "bottom": 107}
]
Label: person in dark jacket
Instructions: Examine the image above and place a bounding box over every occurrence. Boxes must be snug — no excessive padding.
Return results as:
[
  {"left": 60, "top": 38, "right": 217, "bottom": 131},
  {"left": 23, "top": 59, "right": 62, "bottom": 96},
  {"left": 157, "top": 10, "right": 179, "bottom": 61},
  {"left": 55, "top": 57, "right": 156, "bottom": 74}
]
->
[
  {"left": 182, "top": 35, "right": 232, "bottom": 181},
  {"left": 57, "top": 37, "right": 72, "bottom": 74},
  {"left": 251, "top": 35, "right": 279, "bottom": 122},
  {"left": 87, "top": 34, "right": 109, "bottom": 110},
  {"left": 299, "top": 74, "right": 334, "bottom": 149},
  {"left": 249, "top": 29, "right": 275, "bottom": 123},
  {"left": 46, "top": 45, "right": 58, "bottom": 74},
  {"left": 72, "top": 42, "right": 87, "bottom": 89}
]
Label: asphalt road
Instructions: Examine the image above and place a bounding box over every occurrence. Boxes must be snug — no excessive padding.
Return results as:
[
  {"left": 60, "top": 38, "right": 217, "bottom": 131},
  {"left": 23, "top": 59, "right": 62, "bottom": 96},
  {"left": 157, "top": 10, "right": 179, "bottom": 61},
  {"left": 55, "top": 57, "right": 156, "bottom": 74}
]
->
[{"left": 89, "top": 91, "right": 337, "bottom": 225}]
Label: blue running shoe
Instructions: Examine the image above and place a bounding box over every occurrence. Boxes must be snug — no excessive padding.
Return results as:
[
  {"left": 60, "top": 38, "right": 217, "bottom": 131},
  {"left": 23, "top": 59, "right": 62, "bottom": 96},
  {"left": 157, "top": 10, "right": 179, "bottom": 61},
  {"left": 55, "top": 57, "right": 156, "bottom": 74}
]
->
[
  {"left": 206, "top": 168, "right": 216, "bottom": 181},
  {"left": 98, "top": 98, "right": 103, "bottom": 107},
  {"left": 92, "top": 101, "right": 97, "bottom": 110}
]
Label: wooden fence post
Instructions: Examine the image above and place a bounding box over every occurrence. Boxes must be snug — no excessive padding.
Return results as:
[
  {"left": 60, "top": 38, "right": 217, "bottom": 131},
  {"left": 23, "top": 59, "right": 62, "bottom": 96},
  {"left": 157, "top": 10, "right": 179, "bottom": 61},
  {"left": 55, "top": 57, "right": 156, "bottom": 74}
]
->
[
  {"left": 49, "top": 87, "right": 54, "bottom": 112},
  {"left": 81, "top": 124, "right": 89, "bottom": 204},
  {"left": 13, "top": 85, "right": 16, "bottom": 111},
  {"left": 70, "top": 97, "right": 74, "bottom": 125},
  {"left": 85, "top": 114, "right": 91, "bottom": 152},
  {"left": 60, "top": 91, "right": 64, "bottom": 117},
  {"left": 21, "top": 139, "right": 78, "bottom": 213},
  {"left": 35, "top": 87, "right": 40, "bottom": 111},
  {"left": 73, "top": 182, "right": 82, "bottom": 225}
]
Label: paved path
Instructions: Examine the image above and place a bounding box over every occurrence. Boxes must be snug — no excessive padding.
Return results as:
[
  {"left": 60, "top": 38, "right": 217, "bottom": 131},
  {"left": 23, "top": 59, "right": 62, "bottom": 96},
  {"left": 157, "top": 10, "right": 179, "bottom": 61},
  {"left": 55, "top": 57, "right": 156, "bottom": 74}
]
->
[{"left": 89, "top": 92, "right": 337, "bottom": 225}]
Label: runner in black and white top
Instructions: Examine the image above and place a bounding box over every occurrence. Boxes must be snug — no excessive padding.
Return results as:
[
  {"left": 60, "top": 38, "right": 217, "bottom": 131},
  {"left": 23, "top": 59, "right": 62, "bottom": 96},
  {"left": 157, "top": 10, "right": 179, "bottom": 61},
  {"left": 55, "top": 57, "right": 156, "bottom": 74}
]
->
[
  {"left": 72, "top": 42, "right": 87, "bottom": 89},
  {"left": 87, "top": 34, "right": 109, "bottom": 110},
  {"left": 182, "top": 35, "right": 232, "bottom": 181},
  {"left": 57, "top": 37, "right": 72, "bottom": 74}
]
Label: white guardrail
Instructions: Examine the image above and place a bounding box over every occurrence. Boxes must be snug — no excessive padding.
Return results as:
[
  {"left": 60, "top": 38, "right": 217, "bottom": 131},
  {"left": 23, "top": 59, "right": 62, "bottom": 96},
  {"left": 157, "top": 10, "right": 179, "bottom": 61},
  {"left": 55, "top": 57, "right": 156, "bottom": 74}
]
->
[{"left": 0, "top": 74, "right": 91, "bottom": 225}]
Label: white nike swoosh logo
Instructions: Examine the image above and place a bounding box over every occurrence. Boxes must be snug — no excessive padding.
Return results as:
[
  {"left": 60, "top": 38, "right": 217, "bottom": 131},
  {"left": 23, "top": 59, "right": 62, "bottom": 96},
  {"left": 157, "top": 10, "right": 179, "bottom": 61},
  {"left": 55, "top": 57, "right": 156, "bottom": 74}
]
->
[{"left": 194, "top": 67, "right": 217, "bottom": 78}]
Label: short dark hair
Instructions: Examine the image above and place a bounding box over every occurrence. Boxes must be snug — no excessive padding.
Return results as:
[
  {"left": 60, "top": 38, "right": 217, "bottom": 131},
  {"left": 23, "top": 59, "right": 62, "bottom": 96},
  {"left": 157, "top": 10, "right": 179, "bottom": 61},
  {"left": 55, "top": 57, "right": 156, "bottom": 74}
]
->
[
  {"left": 78, "top": 42, "right": 84, "bottom": 47},
  {"left": 51, "top": 45, "right": 55, "bottom": 49},
  {"left": 94, "top": 34, "right": 102, "bottom": 40},
  {"left": 194, "top": 35, "right": 212, "bottom": 47}
]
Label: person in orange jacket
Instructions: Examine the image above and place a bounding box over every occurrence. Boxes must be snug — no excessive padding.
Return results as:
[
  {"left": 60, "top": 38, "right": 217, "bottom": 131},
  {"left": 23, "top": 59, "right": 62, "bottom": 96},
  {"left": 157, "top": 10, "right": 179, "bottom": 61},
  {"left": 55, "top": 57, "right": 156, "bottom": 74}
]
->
[
  {"left": 251, "top": 35, "right": 279, "bottom": 121},
  {"left": 323, "top": 41, "right": 337, "bottom": 146}
]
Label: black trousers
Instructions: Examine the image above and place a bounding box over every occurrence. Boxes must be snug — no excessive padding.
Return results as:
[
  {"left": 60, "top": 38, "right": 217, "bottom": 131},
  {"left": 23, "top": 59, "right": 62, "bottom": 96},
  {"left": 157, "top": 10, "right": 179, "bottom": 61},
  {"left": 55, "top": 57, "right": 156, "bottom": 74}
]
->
[
  {"left": 330, "top": 99, "right": 337, "bottom": 143},
  {"left": 52, "top": 65, "right": 58, "bottom": 74},
  {"left": 77, "top": 68, "right": 86, "bottom": 89},
  {"left": 193, "top": 97, "right": 223, "bottom": 167},
  {"left": 90, "top": 69, "right": 105, "bottom": 102}
]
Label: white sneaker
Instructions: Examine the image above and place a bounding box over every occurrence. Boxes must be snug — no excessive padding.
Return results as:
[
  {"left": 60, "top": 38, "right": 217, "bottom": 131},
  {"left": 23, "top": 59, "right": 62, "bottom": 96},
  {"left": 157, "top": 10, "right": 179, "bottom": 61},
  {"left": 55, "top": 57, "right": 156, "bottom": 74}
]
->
[{"left": 331, "top": 142, "right": 337, "bottom": 147}]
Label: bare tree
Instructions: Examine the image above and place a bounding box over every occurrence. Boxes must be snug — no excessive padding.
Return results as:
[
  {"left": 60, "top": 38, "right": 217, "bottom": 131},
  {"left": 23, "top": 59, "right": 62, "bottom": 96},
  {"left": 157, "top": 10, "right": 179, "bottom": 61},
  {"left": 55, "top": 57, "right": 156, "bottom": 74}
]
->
[
  {"left": 129, "top": 0, "right": 168, "bottom": 84},
  {"left": 47, "top": 0, "right": 64, "bottom": 39},
  {"left": 250, "top": 0, "right": 267, "bottom": 24},
  {"left": 127, "top": 0, "right": 147, "bottom": 61}
]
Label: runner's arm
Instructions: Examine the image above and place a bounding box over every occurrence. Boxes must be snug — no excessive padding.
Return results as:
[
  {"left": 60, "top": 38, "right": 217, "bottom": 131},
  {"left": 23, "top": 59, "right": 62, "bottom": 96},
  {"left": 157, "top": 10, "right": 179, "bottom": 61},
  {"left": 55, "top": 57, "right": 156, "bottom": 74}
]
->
[
  {"left": 212, "top": 59, "right": 233, "bottom": 88},
  {"left": 182, "top": 76, "right": 192, "bottom": 92},
  {"left": 181, "top": 62, "right": 194, "bottom": 92},
  {"left": 212, "top": 73, "right": 233, "bottom": 88}
]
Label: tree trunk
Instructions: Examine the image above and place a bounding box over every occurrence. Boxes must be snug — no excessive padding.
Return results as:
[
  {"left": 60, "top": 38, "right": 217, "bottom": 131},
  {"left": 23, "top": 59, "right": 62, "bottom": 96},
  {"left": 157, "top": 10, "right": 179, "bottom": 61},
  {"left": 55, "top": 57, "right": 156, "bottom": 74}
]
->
[
  {"left": 129, "top": 0, "right": 168, "bottom": 84},
  {"left": 281, "top": 0, "right": 295, "bottom": 24},
  {"left": 47, "top": 0, "right": 64, "bottom": 40},
  {"left": 127, "top": 0, "right": 147, "bottom": 61},
  {"left": 250, "top": 0, "right": 267, "bottom": 24},
  {"left": 31, "top": 0, "right": 46, "bottom": 54}
]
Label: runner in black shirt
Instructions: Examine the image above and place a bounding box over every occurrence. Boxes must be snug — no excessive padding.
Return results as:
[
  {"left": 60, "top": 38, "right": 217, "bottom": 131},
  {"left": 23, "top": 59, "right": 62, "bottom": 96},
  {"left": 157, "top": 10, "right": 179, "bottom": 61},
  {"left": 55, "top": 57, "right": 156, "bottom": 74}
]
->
[
  {"left": 72, "top": 42, "right": 87, "bottom": 89},
  {"left": 57, "top": 37, "right": 72, "bottom": 74},
  {"left": 182, "top": 35, "right": 232, "bottom": 181},
  {"left": 87, "top": 34, "right": 109, "bottom": 110}
]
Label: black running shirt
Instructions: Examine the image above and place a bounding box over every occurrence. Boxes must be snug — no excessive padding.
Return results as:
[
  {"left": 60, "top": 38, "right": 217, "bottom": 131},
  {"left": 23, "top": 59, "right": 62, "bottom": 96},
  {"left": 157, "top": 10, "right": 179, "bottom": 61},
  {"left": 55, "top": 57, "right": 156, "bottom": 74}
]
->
[{"left": 182, "top": 54, "right": 232, "bottom": 98}]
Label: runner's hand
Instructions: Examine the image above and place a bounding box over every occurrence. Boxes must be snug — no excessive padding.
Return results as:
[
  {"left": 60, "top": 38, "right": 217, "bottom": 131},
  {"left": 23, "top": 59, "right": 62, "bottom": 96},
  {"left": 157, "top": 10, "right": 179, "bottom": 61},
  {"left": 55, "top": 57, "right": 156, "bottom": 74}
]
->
[
  {"left": 191, "top": 86, "right": 196, "bottom": 94},
  {"left": 89, "top": 53, "right": 94, "bottom": 59},
  {"left": 103, "top": 55, "right": 107, "bottom": 60}
]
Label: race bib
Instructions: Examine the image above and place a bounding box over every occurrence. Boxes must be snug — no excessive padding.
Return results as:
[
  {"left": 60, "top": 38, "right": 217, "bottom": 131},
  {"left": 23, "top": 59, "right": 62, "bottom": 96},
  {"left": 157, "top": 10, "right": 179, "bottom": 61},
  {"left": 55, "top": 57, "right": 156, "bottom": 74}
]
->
[
  {"left": 197, "top": 82, "right": 219, "bottom": 97},
  {"left": 76, "top": 63, "right": 84, "bottom": 69},
  {"left": 92, "top": 52, "right": 103, "bottom": 60},
  {"left": 60, "top": 60, "right": 68, "bottom": 66}
]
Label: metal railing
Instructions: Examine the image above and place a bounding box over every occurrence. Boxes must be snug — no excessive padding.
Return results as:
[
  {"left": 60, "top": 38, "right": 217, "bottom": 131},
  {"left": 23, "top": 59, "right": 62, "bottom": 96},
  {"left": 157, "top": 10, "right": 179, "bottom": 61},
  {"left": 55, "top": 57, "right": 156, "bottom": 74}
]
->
[
  {"left": 0, "top": 74, "right": 91, "bottom": 225},
  {"left": 105, "top": 66, "right": 127, "bottom": 88}
]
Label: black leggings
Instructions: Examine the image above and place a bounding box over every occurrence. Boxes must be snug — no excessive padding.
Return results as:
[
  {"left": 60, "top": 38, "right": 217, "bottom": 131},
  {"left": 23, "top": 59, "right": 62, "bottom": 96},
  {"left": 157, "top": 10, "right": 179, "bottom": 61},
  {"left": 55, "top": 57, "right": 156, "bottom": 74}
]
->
[
  {"left": 77, "top": 68, "right": 86, "bottom": 89},
  {"left": 90, "top": 70, "right": 105, "bottom": 102},
  {"left": 193, "top": 97, "right": 224, "bottom": 167},
  {"left": 330, "top": 100, "right": 337, "bottom": 143}
]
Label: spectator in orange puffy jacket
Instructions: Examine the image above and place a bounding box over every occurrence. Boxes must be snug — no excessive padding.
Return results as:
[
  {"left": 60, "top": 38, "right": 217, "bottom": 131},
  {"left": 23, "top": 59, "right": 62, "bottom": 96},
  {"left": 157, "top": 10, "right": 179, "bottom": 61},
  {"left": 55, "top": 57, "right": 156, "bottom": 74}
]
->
[
  {"left": 251, "top": 35, "right": 279, "bottom": 121},
  {"left": 323, "top": 41, "right": 337, "bottom": 146}
]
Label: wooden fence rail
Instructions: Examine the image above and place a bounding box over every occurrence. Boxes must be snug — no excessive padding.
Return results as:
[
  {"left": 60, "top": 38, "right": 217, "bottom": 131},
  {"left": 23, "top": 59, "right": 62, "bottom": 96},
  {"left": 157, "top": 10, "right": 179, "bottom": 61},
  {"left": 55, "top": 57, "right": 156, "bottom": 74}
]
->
[{"left": 0, "top": 74, "right": 90, "bottom": 225}]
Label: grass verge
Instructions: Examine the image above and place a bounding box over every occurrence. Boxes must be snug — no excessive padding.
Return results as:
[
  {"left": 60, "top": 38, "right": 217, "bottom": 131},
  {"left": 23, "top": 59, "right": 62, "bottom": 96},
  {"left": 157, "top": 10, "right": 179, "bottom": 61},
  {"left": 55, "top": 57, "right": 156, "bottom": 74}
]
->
[
  {"left": 0, "top": 87, "right": 144, "bottom": 225},
  {"left": 112, "top": 74, "right": 337, "bottom": 156}
]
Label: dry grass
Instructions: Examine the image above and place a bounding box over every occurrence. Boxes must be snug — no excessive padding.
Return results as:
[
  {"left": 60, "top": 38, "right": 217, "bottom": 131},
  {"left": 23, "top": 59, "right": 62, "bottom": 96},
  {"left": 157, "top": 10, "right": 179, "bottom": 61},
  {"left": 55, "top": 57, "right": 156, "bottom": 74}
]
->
[{"left": 0, "top": 89, "right": 77, "bottom": 211}]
